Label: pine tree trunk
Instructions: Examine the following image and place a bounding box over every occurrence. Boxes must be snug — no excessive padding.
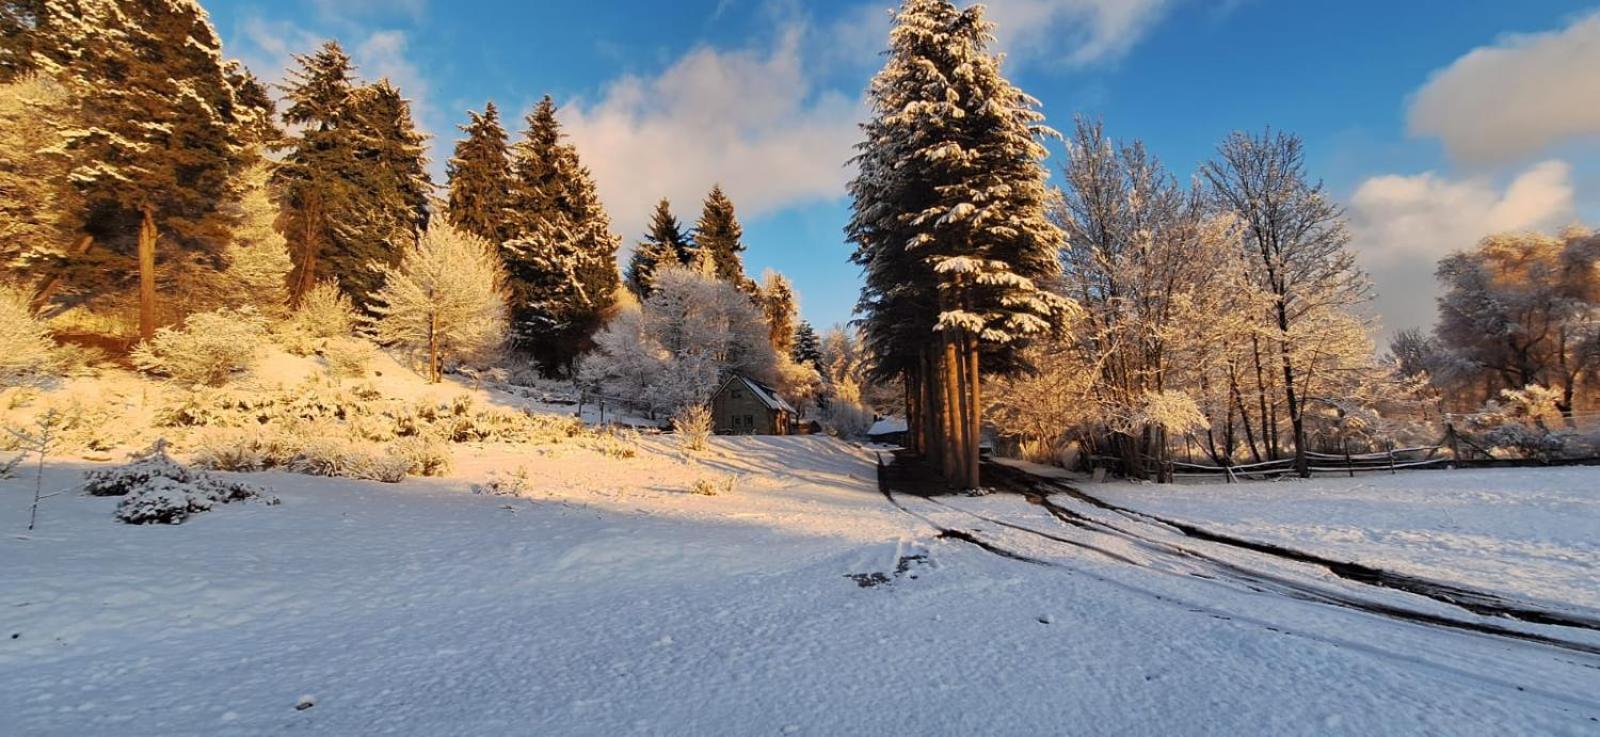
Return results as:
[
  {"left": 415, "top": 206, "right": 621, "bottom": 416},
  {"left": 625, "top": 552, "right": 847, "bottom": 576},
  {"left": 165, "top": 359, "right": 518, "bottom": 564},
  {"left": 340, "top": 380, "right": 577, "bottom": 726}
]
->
[
  {"left": 292, "top": 193, "right": 323, "bottom": 304},
  {"left": 963, "top": 331, "right": 981, "bottom": 490},
  {"left": 138, "top": 206, "right": 158, "bottom": 342},
  {"left": 924, "top": 348, "right": 943, "bottom": 474},
  {"left": 941, "top": 333, "right": 964, "bottom": 488}
]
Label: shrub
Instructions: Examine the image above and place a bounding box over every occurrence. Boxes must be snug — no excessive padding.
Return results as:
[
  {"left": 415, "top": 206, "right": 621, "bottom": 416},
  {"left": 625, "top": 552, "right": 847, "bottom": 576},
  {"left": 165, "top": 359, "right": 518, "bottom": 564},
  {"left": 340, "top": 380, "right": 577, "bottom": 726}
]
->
[
  {"left": 321, "top": 337, "right": 375, "bottom": 379},
  {"left": 132, "top": 307, "right": 267, "bottom": 386},
  {"left": 688, "top": 476, "right": 735, "bottom": 496},
  {"left": 84, "top": 441, "right": 274, "bottom": 525},
  {"left": 387, "top": 435, "right": 452, "bottom": 477},
  {"left": 284, "top": 281, "right": 356, "bottom": 353},
  {"left": 288, "top": 435, "right": 409, "bottom": 483},
  {"left": 472, "top": 467, "right": 531, "bottom": 497},
  {"left": 673, "top": 404, "right": 713, "bottom": 452},
  {"left": 0, "top": 285, "right": 60, "bottom": 386}
]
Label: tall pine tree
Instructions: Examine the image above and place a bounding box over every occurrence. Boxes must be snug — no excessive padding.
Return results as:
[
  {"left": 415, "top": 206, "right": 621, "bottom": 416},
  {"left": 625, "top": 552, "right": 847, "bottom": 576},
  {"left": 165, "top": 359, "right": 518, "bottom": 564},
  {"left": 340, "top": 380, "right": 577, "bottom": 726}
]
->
[
  {"left": 24, "top": 0, "right": 252, "bottom": 339},
  {"left": 336, "top": 79, "right": 431, "bottom": 306},
  {"left": 694, "top": 184, "right": 751, "bottom": 289},
  {"left": 503, "top": 95, "right": 621, "bottom": 375},
  {"left": 625, "top": 198, "right": 694, "bottom": 299},
  {"left": 849, "top": 0, "right": 1069, "bottom": 488},
  {"left": 446, "top": 101, "right": 513, "bottom": 244},
  {"left": 275, "top": 41, "right": 357, "bottom": 305},
  {"left": 276, "top": 45, "right": 430, "bottom": 311}
]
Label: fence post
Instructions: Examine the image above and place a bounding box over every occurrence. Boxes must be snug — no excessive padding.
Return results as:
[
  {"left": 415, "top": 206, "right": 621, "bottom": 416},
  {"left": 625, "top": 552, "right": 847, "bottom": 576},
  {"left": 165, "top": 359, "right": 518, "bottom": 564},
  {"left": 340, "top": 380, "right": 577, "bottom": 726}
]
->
[
  {"left": 1446, "top": 423, "right": 1461, "bottom": 463},
  {"left": 1388, "top": 440, "right": 1397, "bottom": 474},
  {"left": 1344, "top": 435, "right": 1354, "bottom": 478}
]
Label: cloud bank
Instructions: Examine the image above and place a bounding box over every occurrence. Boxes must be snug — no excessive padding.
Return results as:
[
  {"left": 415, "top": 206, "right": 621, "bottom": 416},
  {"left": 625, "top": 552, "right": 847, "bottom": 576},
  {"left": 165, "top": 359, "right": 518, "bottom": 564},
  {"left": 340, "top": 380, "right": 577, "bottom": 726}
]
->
[
  {"left": 1408, "top": 12, "right": 1600, "bottom": 165},
  {"left": 1348, "top": 161, "right": 1577, "bottom": 339}
]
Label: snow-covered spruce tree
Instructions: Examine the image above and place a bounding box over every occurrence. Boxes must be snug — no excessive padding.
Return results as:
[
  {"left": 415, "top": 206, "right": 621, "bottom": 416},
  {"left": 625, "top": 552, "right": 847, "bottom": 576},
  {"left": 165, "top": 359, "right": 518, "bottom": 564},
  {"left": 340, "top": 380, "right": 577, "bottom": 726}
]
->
[
  {"left": 369, "top": 222, "right": 510, "bottom": 383},
  {"left": 446, "top": 101, "right": 515, "bottom": 244},
  {"left": 504, "top": 95, "right": 621, "bottom": 376},
  {"left": 334, "top": 80, "right": 432, "bottom": 309},
  {"left": 26, "top": 0, "right": 253, "bottom": 340},
  {"left": 625, "top": 198, "right": 695, "bottom": 299},
  {"left": 275, "top": 41, "right": 359, "bottom": 305},
  {"left": 759, "top": 270, "right": 799, "bottom": 356},
  {"left": 1202, "top": 130, "right": 1370, "bottom": 477},
  {"left": 792, "top": 320, "right": 823, "bottom": 371},
  {"left": 848, "top": 0, "right": 1070, "bottom": 489},
  {"left": 694, "top": 185, "right": 753, "bottom": 290},
  {"left": 0, "top": 284, "right": 60, "bottom": 385},
  {"left": 209, "top": 162, "right": 292, "bottom": 317}
]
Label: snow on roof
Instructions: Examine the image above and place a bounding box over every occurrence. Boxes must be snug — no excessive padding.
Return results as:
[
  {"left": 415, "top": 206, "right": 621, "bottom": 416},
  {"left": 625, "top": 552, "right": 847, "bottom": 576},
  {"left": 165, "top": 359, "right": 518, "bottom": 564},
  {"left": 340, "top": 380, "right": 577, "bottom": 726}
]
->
[
  {"left": 725, "top": 373, "right": 795, "bottom": 414},
  {"left": 868, "top": 417, "right": 908, "bottom": 437}
]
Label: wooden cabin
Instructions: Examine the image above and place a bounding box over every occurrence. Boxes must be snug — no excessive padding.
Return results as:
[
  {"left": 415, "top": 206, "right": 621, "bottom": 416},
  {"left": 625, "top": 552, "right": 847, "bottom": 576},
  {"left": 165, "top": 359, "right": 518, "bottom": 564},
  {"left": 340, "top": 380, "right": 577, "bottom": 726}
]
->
[{"left": 710, "top": 373, "right": 796, "bottom": 435}]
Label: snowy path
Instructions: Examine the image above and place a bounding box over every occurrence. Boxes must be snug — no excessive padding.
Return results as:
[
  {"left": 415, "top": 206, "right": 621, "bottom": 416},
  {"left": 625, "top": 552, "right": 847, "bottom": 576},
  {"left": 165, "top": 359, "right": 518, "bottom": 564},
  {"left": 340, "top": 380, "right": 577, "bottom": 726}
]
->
[{"left": 2, "top": 439, "right": 1598, "bottom": 736}]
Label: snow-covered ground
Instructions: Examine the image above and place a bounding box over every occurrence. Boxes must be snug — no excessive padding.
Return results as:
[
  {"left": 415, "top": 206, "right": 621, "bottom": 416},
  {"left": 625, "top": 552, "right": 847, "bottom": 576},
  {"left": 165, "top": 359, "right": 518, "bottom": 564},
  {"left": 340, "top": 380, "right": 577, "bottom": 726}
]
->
[
  {"left": 2, "top": 439, "right": 1597, "bottom": 736},
  {"left": 1088, "top": 467, "right": 1600, "bottom": 612}
]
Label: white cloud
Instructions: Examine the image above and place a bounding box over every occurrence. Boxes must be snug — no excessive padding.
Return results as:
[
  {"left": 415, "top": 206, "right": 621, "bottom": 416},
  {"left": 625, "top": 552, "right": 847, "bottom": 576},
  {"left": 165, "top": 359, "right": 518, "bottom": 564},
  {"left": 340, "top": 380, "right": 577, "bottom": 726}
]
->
[
  {"left": 1347, "top": 161, "right": 1577, "bottom": 338},
  {"left": 561, "top": 27, "right": 862, "bottom": 243},
  {"left": 1408, "top": 12, "right": 1600, "bottom": 165},
  {"left": 980, "top": 0, "right": 1176, "bottom": 66}
]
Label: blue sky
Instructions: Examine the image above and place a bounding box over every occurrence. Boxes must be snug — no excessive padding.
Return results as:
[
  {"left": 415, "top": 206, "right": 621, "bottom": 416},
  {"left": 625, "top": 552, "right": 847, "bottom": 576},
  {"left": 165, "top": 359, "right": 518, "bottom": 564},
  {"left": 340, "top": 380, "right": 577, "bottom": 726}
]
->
[{"left": 205, "top": 0, "right": 1600, "bottom": 341}]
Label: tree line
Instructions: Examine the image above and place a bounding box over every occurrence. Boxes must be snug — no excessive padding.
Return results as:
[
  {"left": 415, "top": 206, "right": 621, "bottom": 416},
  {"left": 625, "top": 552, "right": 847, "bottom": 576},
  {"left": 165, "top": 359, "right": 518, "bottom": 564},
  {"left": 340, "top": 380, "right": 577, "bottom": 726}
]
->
[{"left": 0, "top": 0, "right": 812, "bottom": 396}]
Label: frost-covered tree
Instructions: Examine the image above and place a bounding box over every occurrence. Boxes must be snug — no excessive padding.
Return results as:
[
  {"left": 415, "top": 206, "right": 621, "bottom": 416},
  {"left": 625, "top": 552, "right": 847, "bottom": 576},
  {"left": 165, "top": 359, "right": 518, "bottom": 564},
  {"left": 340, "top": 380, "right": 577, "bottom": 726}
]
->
[
  {"left": 209, "top": 162, "right": 292, "bottom": 317},
  {"left": 759, "top": 270, "right": 799, "bottom": 355},
  {"left": 504, "top": 95, "right": 621, "bottom": 375},
  {"left": 0, "top": 284, "right": 59, "bottom": 385},
  {"left": 583, "top": 267, "right": 777, "bottom": 415},
  {"left": 848, "top": 0, "right": 1069, "bottom": 488},
  {"left": 1202, "top": 130, "right": 1370, "bottom": 477},
  {"left": 1429, "top": 228, "right": 1600, "bottom": 414},
  {"left": 625, "top": 198, "right": 695, "bottom": 299},
  {"left": 446, "top": 101, "right": 514, "bottom": 244},
  {"left": 334, "top": 79, "right": 431, "bottom": 307},
  {"left": 694, "top": 185, "right": 751, "bottom": 289},
  {"left": 369, "top": 222, "right": 509, "bottom": 383}
]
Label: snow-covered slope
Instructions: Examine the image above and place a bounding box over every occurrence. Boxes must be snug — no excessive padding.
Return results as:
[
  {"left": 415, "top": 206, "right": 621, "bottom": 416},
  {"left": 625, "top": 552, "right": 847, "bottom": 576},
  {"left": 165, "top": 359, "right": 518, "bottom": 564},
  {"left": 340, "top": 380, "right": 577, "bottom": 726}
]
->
[
  {"left": 1087, "top": 467, "right": 1600, "bottom": 611},
  {"left": 2, "top": 442, "right": 1596, "bottom": 736}
]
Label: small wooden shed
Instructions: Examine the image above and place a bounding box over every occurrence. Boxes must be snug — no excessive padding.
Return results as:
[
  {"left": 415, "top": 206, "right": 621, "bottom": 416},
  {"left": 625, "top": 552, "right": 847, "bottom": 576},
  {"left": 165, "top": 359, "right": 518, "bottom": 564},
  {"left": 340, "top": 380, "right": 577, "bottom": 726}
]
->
[{"left": 710, "top": 373, "right": 796, "bottom": 435}]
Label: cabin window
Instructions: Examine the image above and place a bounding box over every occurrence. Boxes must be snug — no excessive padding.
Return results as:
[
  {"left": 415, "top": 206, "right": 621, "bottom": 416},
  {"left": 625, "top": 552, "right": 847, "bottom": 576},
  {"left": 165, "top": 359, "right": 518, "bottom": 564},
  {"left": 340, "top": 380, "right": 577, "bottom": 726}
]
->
[
  {"left": 744, "top": 415, "right": 754, "bottom": 429},
  {"left": 731, "top": 389, "right": 743, "bottom": 398}
]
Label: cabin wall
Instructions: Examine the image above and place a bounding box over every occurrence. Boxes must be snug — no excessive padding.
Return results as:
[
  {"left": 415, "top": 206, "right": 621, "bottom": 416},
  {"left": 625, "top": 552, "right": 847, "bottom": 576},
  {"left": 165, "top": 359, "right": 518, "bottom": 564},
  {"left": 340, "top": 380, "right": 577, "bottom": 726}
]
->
[{"left": 713, "top": 383, "right": 781, "bottom": 435}]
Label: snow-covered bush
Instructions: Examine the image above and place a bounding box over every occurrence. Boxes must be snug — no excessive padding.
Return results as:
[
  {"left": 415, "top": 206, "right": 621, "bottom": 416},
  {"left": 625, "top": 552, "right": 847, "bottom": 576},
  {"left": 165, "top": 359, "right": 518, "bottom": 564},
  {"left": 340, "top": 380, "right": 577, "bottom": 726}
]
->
[
  {"left": 281, "top": 280, "right": 357, "bottom": 355},
  {"left": 0, "top": 285, "right": 61, "bottom": 386},
  {"left": 688, "top": 476, "right": 736, "bottom": 496},
  {"left": 672, "top": 404, "right": 713, "bottom": 452},
  {"left": 472, "top": 467, "right": 531, "bottom": 497},
  {"left": 321, "top": 337, "right": 375, "bottom": 379},
  {"left": 84, "top": 441, "right": 274, "bottom": 525},
  {"left": 1466, "top": 385, "right": 1577, "bottom": 460},
  {"left": 132, "top": 307, "right": 268, "bottom": 386},
  {"left": 288, "top": 435, "right": 409, "bottom": 483},
  {"left": 387, "top": 435, "right": 452, "bottom": 477}
]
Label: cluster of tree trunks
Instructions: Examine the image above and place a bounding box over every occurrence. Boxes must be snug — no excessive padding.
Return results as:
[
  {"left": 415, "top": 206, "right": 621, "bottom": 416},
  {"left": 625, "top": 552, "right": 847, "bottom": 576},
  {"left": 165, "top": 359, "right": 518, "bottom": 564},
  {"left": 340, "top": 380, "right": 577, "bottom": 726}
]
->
[{"left": 903, "top": 330, "right": 982, "bottom": 490}]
